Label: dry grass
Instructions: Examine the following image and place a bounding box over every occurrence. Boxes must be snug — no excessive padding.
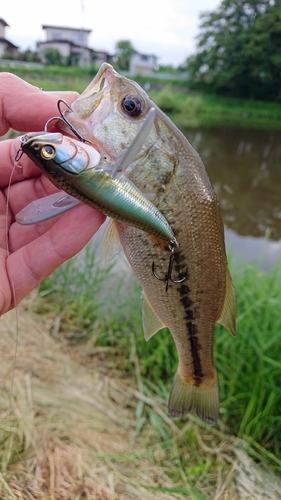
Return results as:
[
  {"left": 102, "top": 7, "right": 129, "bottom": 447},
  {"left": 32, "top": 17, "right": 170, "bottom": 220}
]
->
[{"left": 0, "top": 300, "right": 281, "bottom": 499}]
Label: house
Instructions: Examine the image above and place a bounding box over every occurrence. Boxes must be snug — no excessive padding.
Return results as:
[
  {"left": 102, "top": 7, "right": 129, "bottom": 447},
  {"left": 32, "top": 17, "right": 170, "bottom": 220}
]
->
[
  {"left": 37, "top": 25, "right": 92, "bottom": 66},
  {"left": 0, "top": 18, "right": 19, "bottom": 57},
  {"left": 92, "top": 49, "right": 115, "bottom": 67},
  {"left": 37, "top": 24, "right": 113, "bottom": 67},
  {"left": 129, "top": 53, "right": 156, "bottom": 75}
]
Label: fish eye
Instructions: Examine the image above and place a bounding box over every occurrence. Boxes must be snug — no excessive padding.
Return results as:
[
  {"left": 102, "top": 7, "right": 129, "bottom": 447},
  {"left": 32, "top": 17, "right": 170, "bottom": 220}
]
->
[
  {"left": 41, "top": 145, "right": 55, "bottom": 159},
  {"left": 121, "top": 95, "right": 142, "bottom": 117}
]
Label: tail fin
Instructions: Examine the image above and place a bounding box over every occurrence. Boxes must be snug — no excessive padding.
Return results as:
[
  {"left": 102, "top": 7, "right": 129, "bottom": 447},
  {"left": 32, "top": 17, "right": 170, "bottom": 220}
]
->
[{"left": 168, "top": 371, "right": 220, "bottom": 425}]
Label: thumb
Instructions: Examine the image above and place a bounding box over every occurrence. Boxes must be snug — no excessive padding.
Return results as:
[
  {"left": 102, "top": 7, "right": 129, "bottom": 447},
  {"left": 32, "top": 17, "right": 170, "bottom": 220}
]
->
[{"left": 0, "top": 72, "right": 78, "bottom": 135}]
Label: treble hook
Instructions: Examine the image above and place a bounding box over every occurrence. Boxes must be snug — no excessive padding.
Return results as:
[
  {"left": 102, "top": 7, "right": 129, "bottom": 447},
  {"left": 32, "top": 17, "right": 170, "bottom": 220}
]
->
[
  {"left": 152, "top": 239, "right": 187, "bottom": 292},
  {"left": 15, "top": 99, "right": 92, "bottom": 163},
  {"left": 57, "top": 99, "right": 92, "bottom": 146}
]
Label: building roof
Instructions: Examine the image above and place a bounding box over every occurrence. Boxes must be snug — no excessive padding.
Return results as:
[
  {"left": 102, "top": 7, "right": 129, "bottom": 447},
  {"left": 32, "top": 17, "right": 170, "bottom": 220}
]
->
[
  {"left": 42, "top": 24, "right": 92, "bottom": 34},
  {"left": 0, "top": 18, "right": 9, "bottom": 27},
  {"left": 37, "top": 39, "right": 94, "bottom": 51},
  {"left": 0, "top": 37, "right": 18, "bottom": 49}
]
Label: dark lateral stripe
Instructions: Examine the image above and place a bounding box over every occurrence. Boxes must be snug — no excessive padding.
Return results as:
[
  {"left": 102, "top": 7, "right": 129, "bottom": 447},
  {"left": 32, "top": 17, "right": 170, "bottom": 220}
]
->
[
  {"left": 186, "top": 321, "right": 204, "bottom": 383},
  {"left": 175, "top": 251, "right": 204, "bottom": 384}
]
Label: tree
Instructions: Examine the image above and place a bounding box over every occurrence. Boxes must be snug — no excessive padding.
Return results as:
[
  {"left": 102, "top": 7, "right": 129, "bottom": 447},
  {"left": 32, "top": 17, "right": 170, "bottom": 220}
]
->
[
  {"left": 186, "top": 0, "right": 281, "bottom": 100},
  {"left": 67, "top": 53, "right": 79, "bottom": 66},
  {"left": 2, "top": 49, "right": 40, "bottom": 63},
  {"left": 44, "top": 49, "right": 63, "bottom": 66},
  {"left": 115, "top": 40, "right": 136, "bottom": 71}
]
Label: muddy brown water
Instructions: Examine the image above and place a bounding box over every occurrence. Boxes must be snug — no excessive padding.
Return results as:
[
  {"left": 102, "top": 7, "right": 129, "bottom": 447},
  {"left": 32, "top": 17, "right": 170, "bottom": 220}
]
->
[{"left": 183, "top": 126, "right": 281, "bottom": 270}]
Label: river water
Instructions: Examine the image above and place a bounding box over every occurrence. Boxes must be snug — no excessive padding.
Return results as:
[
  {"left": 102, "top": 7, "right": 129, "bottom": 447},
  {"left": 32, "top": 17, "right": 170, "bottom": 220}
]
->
[
  {"left": 182, "top": 126, "right": 281, "bottom": 269},
  {"left": 92, "top": 125, "right": 280, "bottom": 271}
]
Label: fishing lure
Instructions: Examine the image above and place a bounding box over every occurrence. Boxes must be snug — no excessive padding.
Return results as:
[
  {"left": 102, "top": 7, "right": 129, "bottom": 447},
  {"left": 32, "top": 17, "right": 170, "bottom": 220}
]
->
[{"left": 16, "top": 108, "right": 178, "bottom": 249}]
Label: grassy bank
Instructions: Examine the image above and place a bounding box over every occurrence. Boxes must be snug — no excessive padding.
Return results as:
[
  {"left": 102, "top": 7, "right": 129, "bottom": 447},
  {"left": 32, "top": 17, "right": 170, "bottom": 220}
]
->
[
  {"left": 150, "top": 88, "right": 281, "bottom": 131},
  {"left": 2, "top": 298, "right": 281, "bottom": 499},
  {"left": 1, "top": 64, "right": 281, "bottom": 131},
  {"left": 1, "top": 245, "right": 280, "bottom": 498},
  {"left": 36, "top": 245, "right": 281, "bottom": 477}
]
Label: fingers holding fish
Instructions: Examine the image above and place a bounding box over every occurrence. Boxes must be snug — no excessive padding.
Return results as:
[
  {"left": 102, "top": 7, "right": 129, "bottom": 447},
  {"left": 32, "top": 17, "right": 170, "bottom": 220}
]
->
[
  {"left": 4, "top": 172, "right": 60, "bottom": 219},
  {"left": 4, "top": 203, "right": 105, "bottom": 313},
  {"left": 7, "top": 201, "right": 104, "bottom": 254},
  {"left": 0, "top": 72, "right": 78, "bottom": 136},
  {"left": 0, "top": 137, "right": 41, "bottom": 189}
]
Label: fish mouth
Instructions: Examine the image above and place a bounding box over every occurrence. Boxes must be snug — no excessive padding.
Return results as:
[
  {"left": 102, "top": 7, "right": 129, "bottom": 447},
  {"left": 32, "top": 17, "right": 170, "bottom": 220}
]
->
[
  {"left": 61, "top": 63, "right": 118, "bottom": 159},
  {"left": 76, "top": 63, "right": 117, "bottom": 104},
  {"left": 69, "top": 63, "right": 117, "bottom": 120}
]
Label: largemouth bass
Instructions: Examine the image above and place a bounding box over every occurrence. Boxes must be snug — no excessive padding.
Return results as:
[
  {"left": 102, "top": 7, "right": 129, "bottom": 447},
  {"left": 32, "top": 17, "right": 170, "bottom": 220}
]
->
[
  {"left": 64, "top": 64, "right": 236, "bottom": 425},
  {"left": 19, "top": 125, "right": 175, "bottom": 244}
]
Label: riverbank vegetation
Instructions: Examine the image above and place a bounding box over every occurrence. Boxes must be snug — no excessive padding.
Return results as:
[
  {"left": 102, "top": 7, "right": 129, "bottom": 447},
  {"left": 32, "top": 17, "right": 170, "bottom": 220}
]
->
[
  {"left": 0, "top": 245, "right": 281, "bottom": 499},
  {"left": 1, "top": 63, "right": 281, "bottom": 132},
  {"left": 183, "top": 0, "right": 281, "bottom": 102},
  {"left": 37, "top": 246, "right": 281, "bottom": 471}
]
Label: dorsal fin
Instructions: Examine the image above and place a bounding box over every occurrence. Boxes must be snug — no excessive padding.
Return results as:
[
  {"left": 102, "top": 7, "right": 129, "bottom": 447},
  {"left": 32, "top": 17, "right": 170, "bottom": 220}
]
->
[
  {"left": 142, "top": 293, "right": 166, "bottom": 341},
  {"left": 217, "top": 267, "right": 236, "bottom": 337}
]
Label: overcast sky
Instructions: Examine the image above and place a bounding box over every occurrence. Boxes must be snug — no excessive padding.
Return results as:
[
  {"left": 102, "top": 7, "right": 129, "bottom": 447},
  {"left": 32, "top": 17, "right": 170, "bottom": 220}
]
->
[{"left": 1, "top": 0, "right": 221, "bottom": 66}]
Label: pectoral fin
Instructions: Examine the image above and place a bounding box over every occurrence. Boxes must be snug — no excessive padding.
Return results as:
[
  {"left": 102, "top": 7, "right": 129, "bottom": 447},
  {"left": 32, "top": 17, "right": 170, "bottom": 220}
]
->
[
  {"left": 101, "top": 219, "right": 122, "bottom": 265},
  {"left": 217, "top": 267, "right": 236, "bottom": 337},
  {"left": 142, "top": 294, "right": 166, "bottom": 341}
]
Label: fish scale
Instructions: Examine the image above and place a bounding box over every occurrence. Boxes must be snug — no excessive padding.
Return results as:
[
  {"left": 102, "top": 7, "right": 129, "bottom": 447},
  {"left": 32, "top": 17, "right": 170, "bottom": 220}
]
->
[{"left": 118, "top": 191, "right": 225, "bottom": 361}]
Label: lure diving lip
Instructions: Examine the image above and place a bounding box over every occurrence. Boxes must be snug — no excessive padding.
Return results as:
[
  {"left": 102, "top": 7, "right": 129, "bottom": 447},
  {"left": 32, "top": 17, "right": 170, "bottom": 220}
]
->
[{"left": 15, "top": 191, "right": 81, "bottom": 225}]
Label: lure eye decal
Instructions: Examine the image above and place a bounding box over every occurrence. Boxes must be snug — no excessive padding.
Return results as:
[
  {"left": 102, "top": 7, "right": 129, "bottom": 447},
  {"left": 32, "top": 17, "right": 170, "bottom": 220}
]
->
[{"left": 41, "top": 145, "right": 56, "bottom": 160}]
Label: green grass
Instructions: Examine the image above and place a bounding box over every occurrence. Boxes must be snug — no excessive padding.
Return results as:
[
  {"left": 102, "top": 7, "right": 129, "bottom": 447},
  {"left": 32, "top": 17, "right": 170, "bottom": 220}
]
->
[
  {"left": 149, "top": 88, "right": 281, "bottom": 130},
  {"left": 1, "top": 64, "right": 281, "bottom": 130},
  {"left": 37, "top": 244, "right": 281, "bottom": 473},
  {"left": 215, "top": 262, "right": 281, "bottom": 460}
]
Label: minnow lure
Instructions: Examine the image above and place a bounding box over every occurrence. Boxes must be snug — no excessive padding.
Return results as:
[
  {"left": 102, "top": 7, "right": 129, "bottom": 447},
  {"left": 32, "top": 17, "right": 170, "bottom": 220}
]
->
[{"left": 17, "top": 109, "right": 177, "bottom": 247}]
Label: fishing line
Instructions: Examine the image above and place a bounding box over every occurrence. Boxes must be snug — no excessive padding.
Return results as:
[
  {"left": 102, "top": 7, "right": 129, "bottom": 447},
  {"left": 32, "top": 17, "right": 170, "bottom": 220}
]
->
[
  {"left": 5, "top": 157, "right": 21, "bottom": 447},
  {"left": 5, "top": 101, "right": 85, "bottom": 414},
  {"left": 5, "top": 156, "right": 32, "bottom": 468}
]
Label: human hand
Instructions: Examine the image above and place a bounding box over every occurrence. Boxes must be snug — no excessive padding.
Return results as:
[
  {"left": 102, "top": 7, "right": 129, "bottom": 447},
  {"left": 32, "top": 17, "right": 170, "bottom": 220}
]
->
[{"left": 0, "top": 73, "right": 106, "bottom": 315}]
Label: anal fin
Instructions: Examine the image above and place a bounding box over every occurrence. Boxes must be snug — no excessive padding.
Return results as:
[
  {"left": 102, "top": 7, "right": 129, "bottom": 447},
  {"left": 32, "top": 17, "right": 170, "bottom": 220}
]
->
[{"left": 217, "top": 267, "right": 236, "bottom": 337}]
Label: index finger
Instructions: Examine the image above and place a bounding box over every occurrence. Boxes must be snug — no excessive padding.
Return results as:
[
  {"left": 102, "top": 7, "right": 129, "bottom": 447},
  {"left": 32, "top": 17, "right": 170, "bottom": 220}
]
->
[{"left": 0, "top": 72, "right": 78, "bottom": 136}]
